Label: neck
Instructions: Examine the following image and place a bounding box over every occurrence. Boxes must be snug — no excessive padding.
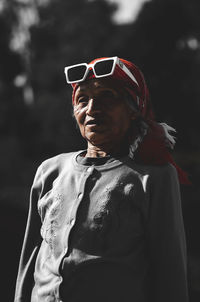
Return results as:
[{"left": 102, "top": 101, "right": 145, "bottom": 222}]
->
[{"left": 85, "top": 141, "right": 129, "bottom": 158}]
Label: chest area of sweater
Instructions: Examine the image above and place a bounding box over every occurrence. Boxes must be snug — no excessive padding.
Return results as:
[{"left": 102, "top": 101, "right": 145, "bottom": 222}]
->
[
  {"left": 38, "top": 167, "right": 147, "bottom": 219},
  {"left": 38, "top": 166, "right": 148, "bottom": 255}
]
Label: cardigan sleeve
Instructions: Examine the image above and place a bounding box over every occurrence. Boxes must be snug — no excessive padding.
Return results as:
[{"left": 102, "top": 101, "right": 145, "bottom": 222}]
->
[
  {"left": 14, "top": 164, "right": 44, "bottom": 302},
  {"left": 146, "top": 164, "right": 189, "bottom": 302}
]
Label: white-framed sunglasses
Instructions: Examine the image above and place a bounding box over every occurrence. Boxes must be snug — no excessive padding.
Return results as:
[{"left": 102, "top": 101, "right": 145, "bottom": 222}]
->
[{"left": 64, "top": 56, "right": 139, "bottom": 87}]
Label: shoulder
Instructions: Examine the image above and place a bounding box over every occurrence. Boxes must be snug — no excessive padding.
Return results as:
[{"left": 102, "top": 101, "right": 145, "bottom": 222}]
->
[
  {"left": 40, "top": 152, "right": 77, "bottom": 172},
  {"left": 133, "top": 160, "right": 177, "bottom": 179},
  {"left": 128, "top": 159, "right": 179, "bottom": 189},
  {"left": 148, "top": 163, "right": 178, "bottom": 185},
  {"left": 127, "top": 155, "right": 177, "bottom": 179},
  {"left": 33, "top": 151, "right": 81, "bottom": 185},
  {"left": 148, "top": 163, "right": 177, "bottom": 180},
  {"left": 140, "top": 163, "right": 180, "bottom": 196},
  {"left": 31, "top": 151, "right": 82, "bottom": 197},
  {"left": 123, "top": 158, "right": 178, "bottom": 193}
]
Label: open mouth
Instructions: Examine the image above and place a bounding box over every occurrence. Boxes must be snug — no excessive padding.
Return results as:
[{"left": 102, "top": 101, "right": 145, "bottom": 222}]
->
[{"left": 86, "top": 119, "right": 101, "bottom": 126}]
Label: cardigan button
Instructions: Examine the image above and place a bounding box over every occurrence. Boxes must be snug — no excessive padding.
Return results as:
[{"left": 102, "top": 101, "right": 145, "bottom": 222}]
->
[
  {"left": 78, "top": 192, "right": 83, "bottom": 200},
  {"left": 87, "top": 166, "right": 94, "bottom": 173},
  {"left": 70, "top": 218, "right": 75, "bottom": 226}
]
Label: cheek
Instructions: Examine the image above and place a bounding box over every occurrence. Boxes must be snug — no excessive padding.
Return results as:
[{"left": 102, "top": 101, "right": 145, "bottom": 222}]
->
[
  {"left": 112, "top": 122, "right": 130, "bottom": 138},
  {"left": 74, "top": 106, "right": 85, "bottom": 123},
  {"left": 110, "top": 110, "right": 132, "bottom": 133},
  {"left": 73, "top": 107, "right": 87, "bottom": 135}
]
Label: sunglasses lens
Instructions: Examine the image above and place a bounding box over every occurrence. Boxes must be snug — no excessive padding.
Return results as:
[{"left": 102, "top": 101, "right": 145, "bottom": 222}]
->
[
  {"left": 94, "top": 59, "right": 114, "bottom": 76},
  {"left": 67, "top": 65, "right": 87, "bottom": 82}
]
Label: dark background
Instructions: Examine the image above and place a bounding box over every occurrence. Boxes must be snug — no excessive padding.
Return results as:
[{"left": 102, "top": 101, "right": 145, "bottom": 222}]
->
[{"left": 0, "top": 0, "right": 199, "bottom": 300}]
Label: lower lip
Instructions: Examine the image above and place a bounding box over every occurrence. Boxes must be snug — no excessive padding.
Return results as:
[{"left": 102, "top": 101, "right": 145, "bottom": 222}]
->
[{"left": 86, "top": 123, "right": 104, "bottom": 131}]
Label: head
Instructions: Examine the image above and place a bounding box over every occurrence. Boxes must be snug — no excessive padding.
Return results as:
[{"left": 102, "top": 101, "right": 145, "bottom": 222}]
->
[
  {"left": 68, "top": 56, "right": 153, "bottom": 120},
  {"left": 73, "top": 77, "right": 140, "bottom": 152},
  {"left": 65, "top": 56, "right": 152, "bottom": 153}
]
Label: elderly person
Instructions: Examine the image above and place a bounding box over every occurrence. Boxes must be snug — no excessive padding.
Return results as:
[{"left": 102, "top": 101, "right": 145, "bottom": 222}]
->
[{"left": 15, "top": 56, "right": 189, "bottom": 302}]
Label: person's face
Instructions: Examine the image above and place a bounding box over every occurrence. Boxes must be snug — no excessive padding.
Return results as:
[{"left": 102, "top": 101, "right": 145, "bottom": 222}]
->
[{"left": 73, "top": 78, "right": 135, "bottom": 149}]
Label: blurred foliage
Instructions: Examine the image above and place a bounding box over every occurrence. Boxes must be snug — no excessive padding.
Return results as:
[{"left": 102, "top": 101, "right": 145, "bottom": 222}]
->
[
  {"left": 115, "top": 0, "right": 200, "bottom": 151},
  {"left": 0, "top": 0, "right": 199, "bottom": 300}
]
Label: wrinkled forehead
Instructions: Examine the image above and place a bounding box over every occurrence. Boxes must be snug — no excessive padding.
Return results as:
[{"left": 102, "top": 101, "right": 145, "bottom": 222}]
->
[{"left": 75, "top": 78, "right": 124, "bottom": 95}]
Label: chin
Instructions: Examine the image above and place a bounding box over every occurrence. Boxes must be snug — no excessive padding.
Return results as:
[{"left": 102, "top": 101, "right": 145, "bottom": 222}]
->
[{"left": 86, "top": 134, "right": 109, "bottom": 146}]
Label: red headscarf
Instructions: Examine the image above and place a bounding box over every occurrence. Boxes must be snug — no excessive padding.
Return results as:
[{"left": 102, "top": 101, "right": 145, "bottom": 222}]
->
[{"left": 71, "top": 57, "right": 190, "bottom": 184}]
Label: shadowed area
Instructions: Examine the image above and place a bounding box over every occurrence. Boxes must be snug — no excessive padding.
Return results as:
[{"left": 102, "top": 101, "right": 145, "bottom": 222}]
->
[{"left": 0, "top": 0, "right": 199, "bottom": 300}]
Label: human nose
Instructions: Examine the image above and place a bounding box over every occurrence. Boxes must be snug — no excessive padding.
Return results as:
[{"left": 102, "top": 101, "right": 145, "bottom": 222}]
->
[{"left": 86, "top": 98, "right": 101, "bottom": 115}]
